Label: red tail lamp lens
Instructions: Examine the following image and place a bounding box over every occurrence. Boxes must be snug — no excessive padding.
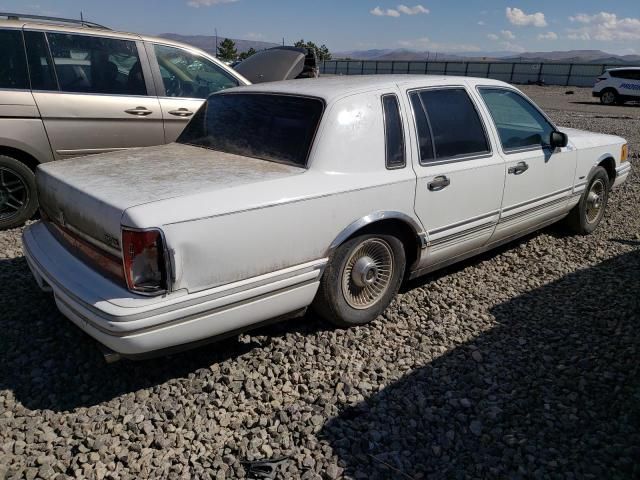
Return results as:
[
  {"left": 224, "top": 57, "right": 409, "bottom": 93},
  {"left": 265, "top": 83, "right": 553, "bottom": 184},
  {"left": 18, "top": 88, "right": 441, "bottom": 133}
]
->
[{"left": 122, "top": 229, "right": 166, "bottom": 293}]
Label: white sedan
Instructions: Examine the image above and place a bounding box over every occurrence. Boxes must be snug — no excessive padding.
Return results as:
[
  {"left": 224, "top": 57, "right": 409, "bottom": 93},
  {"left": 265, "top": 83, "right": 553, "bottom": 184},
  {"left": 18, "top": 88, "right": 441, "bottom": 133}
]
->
[{"left": 23, "top": 76, "right": 631, "bottom": 360}]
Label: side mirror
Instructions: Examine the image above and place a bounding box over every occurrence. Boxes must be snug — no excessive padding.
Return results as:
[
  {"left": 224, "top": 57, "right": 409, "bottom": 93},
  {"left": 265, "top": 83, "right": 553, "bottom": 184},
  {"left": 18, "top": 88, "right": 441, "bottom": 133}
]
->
[{"left": 550, "top": 131, "right": 568, "bottom": 148}]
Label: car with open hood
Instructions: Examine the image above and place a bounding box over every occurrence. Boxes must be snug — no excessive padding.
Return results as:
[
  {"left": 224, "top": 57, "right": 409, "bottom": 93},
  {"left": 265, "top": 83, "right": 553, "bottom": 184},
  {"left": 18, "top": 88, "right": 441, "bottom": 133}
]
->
[{"left": 22, "top": 76, "right": 630, "bottom": 360}]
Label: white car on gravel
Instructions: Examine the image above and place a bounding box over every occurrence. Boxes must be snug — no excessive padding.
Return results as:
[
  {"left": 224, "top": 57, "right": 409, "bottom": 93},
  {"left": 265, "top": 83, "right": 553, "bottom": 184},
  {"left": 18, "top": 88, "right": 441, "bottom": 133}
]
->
[
  {"left": 22, "top": 76, "right": 631, "bottom": 360},
  {"left": 593, "top": 67, "right": 640, "bottom": 105}
]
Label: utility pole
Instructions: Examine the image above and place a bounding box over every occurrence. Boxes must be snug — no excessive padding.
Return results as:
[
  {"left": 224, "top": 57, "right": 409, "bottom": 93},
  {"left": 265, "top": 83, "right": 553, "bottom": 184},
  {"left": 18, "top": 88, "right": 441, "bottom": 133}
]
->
[
  {"left": 215, "top": 28, "right": 218, "bottom": 58},
  {"left": 282, "top": 37, "right": 285, "bottom": 46},
  {"left": 80, "top": 11, "right": 83, "bottom": 25}
]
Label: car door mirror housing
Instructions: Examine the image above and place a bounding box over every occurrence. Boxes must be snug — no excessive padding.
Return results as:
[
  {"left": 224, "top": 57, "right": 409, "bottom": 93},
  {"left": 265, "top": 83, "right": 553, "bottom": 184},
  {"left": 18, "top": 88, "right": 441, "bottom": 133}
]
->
[{"left": 550, "top": 131, "right": 568, "bottom": 148}]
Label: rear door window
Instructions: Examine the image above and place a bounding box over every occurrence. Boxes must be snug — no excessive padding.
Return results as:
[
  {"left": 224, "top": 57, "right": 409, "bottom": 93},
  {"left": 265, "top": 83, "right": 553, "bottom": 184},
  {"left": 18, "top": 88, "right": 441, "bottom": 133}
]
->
[
  {"left": 46, "top": 33, "right": 147, "bottom": 95},
  {"left": 178, "top": 93, "right": 324, "bottom": 167},
  {"left": 382, "top": 94, "right": 406, "bottom": 168},
  {"left": 410, "top": 87, "right": 489, "bottom": 162},
  {"left": 24, "top": 31, "right": 57, "bottom": 90},
  {"left": 0, "top": 29, "right": 28, "bottom": 89}
]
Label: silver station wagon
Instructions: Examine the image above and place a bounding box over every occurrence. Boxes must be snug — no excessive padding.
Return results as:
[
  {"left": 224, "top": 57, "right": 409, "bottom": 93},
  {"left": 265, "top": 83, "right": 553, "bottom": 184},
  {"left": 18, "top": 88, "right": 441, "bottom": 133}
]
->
[{"left": 0, "top": 12, "right": 250, "bottom": 229}]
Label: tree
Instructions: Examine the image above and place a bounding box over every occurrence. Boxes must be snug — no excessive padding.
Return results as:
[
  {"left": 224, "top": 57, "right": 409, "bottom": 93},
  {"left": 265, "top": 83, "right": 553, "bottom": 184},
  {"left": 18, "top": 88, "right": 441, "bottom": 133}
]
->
[
  {"left": 238, "top": 47, "right": 257, "bottom": 61},
  {"left": 294, "top": 39, "right": 332, "bottom": 61},
  {"left": 217, "top": 38, "right": 237, "bottom": 61}
]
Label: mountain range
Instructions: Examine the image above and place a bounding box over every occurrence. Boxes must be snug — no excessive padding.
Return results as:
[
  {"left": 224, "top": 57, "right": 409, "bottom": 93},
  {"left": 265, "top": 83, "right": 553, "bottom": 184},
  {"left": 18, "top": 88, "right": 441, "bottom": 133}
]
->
[
  {"left": 333, "top": 48, "right": 640, "bottom": 64},
  {"left": 157, "top": 34, "right": 640, "bottom": 65},
  {"left": 158, "top": 33, "right": 279, "bottom": 56}
]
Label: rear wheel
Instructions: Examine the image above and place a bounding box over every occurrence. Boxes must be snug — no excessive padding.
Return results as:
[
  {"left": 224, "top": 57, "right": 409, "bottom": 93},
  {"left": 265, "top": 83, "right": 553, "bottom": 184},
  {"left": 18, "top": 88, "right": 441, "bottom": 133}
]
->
[
  {"left": 313, "top": 233, "right": 405, "bottom": 327},
  {"left": 0, "top": 155, "right": 38, "bottom": 230},
  {"left": 600, "top": 89, "right": 618, "bottom": 106},
  {"left": 565, "top": 166, "right": 609, "bottom": 235}
]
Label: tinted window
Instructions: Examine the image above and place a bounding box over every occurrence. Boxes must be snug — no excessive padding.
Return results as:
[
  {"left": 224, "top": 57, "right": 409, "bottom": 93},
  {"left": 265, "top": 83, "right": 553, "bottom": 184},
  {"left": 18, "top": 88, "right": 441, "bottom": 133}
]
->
[
  {"left": 409, "top": 92, "right": 434, "bottom": 163},
  {"left": 0, "top": 30, "right": 28, "bottom": 89},
  {"left": 609, "top": 70, "right": 639, "bottom": 80},
  {"left": 24, "top": 31, "right": 57, "bottom": 90},
  {"left": 479, "top": 88, "right": 554, "bottom": 151},
  {"left": 154, "top": 44, "right": 238, "bottom": 98},
  {"left": 46, "top": 33, "right": 146, "bottom": 95},
  {"left": 178, "top": 94, "right": 323, "bottom": 167},
  {"left": 382, "top": 94, "right": 405, "bottom": 168},
  {"left": 416, "top": 88, "right": 489, "bottom": 160}
]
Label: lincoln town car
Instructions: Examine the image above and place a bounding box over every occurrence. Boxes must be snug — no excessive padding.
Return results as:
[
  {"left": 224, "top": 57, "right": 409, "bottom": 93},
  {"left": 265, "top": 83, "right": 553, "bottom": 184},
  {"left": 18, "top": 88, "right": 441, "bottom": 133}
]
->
[{"left": 22, "top": 76, "right": 631, "bottom": 359}]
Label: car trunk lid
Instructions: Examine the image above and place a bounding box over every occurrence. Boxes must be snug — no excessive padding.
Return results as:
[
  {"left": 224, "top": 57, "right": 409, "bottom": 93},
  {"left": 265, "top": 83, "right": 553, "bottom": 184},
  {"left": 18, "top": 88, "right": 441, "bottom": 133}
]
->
[{"left": 37, "top": 143, "right": 305, "bottom": 253}]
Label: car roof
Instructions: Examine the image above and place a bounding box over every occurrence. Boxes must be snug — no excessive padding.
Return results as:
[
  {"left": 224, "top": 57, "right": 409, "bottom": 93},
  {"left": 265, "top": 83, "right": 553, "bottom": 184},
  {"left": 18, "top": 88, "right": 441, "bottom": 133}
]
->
[
  {"left": 607, "top": 67, "right": 640, "bottom": 71},
  {"left": 225, "top": 75, "right": 509, "bottom": 102},
  {"left": 0, "top": 17, "right": 213, "bottom": 53}
]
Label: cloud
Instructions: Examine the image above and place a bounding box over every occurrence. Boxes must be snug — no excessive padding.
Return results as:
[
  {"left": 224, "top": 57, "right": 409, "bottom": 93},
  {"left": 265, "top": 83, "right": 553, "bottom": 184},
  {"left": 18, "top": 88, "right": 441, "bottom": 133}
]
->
[
  {"left": 187, "top": 0, "right": 238, "bottom": 7},
  {"left": 501, "top": 41, "right": 526, "bottom": 52},
  {"left": 537, "top": 31, "right": 558, "bottom": 40},
  {"left": 488, "top": 31, "right": 516, "bottom": 41},
  {"left": 567, "top": 12, "right": 640, "bottom": 41},
  {"left": 500, "top": 29, "right": 516, "bottom": 39},
  {"left": 397, "top": 37, "right": 481, "bottom": 52},
  {"left": 371, "top": 4, "right": 428, "bottom": 17},
  {"left": 371, "top": 6, "right": 400, "bottom": 17},
  {"left": 477, "top": 20, "right": 485, "bottom": 26},
  {"left": 506, "top": 7, "right": 547, "bottom": 27},
  {"left": 397, "top": 4, "right": 429, "bottom": 15}
]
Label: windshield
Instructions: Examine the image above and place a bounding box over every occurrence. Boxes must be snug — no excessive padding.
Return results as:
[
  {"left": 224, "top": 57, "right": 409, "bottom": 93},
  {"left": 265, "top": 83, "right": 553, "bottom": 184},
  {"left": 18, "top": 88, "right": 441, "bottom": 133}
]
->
[{"left": 177, "top": 93, "right": 324, "bottom": 167}]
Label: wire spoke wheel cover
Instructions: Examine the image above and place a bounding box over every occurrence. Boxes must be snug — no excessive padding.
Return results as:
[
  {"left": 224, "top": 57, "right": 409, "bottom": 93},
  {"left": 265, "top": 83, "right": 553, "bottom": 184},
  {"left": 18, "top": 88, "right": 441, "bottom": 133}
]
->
[
  {"left": 585, "top": 178, "right": 605, "bottom": 224},
  {"left": 0, "top": 167, "right": 29, "bottom": 221},
  {"left": 341, "top": 238, "right": 394, "bottom": 309}
]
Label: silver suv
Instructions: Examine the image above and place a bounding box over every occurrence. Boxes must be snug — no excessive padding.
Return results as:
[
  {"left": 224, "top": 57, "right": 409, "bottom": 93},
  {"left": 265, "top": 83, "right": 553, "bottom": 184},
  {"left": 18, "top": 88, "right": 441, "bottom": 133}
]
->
[{"left": 0, "top": 13, "right": 250, "bottom": 229}]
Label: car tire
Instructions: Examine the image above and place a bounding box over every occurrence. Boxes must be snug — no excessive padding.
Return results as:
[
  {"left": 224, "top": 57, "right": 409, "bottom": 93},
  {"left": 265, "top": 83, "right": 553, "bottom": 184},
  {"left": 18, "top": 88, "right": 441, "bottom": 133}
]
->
[
  {"left": 565, "top": 166, "right": 609, "bottom": 235},
  {"left": 599, "top": 89, "right": 618, "bottom": 106},
  {"left": 0, "top": 155, "right": 38, "bottom": 230},
  {"left": 312, "top": 233, "right": 406, "bottom": 327}
]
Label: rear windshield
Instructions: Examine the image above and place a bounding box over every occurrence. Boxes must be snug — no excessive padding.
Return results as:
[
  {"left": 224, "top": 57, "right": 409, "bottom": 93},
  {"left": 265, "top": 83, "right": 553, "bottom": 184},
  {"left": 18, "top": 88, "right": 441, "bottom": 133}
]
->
[{"left": 178, "top": 93, "right": 324, "bottom": 167}]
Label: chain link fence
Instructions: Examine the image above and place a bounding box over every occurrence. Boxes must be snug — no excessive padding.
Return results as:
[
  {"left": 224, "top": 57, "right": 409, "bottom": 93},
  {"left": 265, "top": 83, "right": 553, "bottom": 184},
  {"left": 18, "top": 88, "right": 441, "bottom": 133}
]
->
[{"left": 321, "top": 60, "right": 640, "bottom": 87}]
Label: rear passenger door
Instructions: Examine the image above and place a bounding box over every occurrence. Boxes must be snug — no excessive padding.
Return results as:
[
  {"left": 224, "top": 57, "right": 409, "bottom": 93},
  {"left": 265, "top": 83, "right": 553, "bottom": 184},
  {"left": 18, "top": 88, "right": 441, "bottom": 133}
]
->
[
  {"left": 408, "top": 86, "right": 505, "bottom": 268},
  {"left": 25, "top": 30, "right": 164, "bottom": 159},
  {"left": 146, "top": 43, "right": 241, "bottom": 142}
]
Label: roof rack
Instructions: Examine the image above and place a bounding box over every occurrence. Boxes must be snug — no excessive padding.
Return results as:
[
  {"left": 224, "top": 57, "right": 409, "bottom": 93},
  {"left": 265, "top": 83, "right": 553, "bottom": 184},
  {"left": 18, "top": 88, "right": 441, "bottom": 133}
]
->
[{"left": 0, "top": 12, "right": 110, "bottom": 29}]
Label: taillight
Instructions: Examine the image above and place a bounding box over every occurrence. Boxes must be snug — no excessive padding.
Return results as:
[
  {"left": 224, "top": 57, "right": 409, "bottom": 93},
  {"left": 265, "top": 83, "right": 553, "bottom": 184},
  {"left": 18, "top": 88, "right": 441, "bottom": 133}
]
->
[{"left": 122, "top": 228, "right": 167, "bottom": 294}]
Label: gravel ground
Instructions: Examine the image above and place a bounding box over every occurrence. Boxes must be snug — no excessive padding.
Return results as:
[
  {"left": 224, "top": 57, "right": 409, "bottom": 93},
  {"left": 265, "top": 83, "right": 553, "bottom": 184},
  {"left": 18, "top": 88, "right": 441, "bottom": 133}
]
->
[{"left": 1, "top": 95, "right": 639, "bottom": 479}]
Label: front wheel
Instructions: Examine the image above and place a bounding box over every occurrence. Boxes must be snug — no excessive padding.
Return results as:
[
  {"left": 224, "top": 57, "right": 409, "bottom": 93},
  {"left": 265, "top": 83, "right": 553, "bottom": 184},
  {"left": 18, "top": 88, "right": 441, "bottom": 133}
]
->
[
  {"left": 312, "top": 233, "right": 406, "bottom": 327},
  {"left": 565, "top": 166, "right": 609, "bottom": 235},
  {"left": 0, "top": 155, "right": 38, "bottom": 230}
]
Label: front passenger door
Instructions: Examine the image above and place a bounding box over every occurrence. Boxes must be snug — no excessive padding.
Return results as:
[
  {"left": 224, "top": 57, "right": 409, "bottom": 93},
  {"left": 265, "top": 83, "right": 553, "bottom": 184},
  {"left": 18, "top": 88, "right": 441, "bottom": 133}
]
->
[
  {"left": 149, "top": 44, "right": 240, "bottom": 142},
  {"left": 410, "top": 87, "right": 505, "bottom": 269},
  {"left": 477, "top": 88, "right": 576, "bottom": 242}
]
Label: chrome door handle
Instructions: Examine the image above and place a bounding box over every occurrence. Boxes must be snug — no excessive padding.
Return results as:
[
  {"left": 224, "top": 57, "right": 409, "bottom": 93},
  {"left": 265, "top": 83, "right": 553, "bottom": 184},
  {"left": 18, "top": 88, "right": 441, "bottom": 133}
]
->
[
  {"left": 125, "top": 106, "right": 152, "bottom": 116},
  {"left": 508, "top": 161, "right": 529, "bottom": 175},
  {"left": 168, "top": 108, "right": 194, "bottom": 117},
  {"left": 428, "top": 175, "right": 450, "bottom": 191}
]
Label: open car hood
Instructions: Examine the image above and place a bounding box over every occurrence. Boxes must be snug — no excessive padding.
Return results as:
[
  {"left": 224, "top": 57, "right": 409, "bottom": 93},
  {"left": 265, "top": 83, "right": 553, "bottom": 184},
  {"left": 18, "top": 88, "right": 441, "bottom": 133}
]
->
[{"left": 234, "top": 46, "right": 316, "bottom": 83}]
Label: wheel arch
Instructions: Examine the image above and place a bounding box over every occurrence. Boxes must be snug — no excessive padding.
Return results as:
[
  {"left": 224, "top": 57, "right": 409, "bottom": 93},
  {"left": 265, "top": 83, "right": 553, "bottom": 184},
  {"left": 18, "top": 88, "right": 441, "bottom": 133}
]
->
[
  {"left": 594, "top": 155, "right": 616, "bottom": 186},
  {"left": 0, "top": 145, "right": 41, "bottom": 172},
  {"left": 327, "top": 211, "right": 427, "bottom": 272}
]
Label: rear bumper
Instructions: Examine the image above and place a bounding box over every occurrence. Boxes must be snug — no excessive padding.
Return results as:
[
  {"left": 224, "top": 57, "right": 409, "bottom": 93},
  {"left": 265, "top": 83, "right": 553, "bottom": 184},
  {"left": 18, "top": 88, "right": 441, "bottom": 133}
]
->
[
  {"left": 23, "top": 221, "right": 325, "bottom": 357},
  {"left": 613, "top": 162, "right": 632, "bottom": 189}
]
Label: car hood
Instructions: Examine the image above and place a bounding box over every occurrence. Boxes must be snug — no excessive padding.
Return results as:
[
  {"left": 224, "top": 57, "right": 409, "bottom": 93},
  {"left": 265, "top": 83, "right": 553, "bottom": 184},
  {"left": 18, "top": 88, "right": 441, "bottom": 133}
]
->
[
  {"left": 37, "top": 143, "right": 304, "bottom": 252},
  {"left": 560, "top": 127, "right": 625, "bottom": 149},
  {"left": 234, "top": 48, "right": 306, "bottom": 83}
]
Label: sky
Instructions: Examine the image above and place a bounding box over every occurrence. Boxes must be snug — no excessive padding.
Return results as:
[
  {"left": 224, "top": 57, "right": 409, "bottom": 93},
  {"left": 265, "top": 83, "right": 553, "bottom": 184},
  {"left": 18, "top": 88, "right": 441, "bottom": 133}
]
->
[{"left": 1, "top": 0, "right": 639, "bottom": 54}]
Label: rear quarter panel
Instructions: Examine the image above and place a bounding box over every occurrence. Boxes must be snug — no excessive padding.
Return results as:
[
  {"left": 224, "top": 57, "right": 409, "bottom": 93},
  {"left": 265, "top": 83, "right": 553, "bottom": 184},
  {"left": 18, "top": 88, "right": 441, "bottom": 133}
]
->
[{"left": 124, "top": 89, "right": 420, "bottom": 293}]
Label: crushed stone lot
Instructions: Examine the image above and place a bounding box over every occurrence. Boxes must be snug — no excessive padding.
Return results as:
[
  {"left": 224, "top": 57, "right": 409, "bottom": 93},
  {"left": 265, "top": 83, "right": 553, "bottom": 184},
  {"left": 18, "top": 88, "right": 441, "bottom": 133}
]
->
[{"left": 1, "top": 86, "right": 639, "bottom": 479}]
